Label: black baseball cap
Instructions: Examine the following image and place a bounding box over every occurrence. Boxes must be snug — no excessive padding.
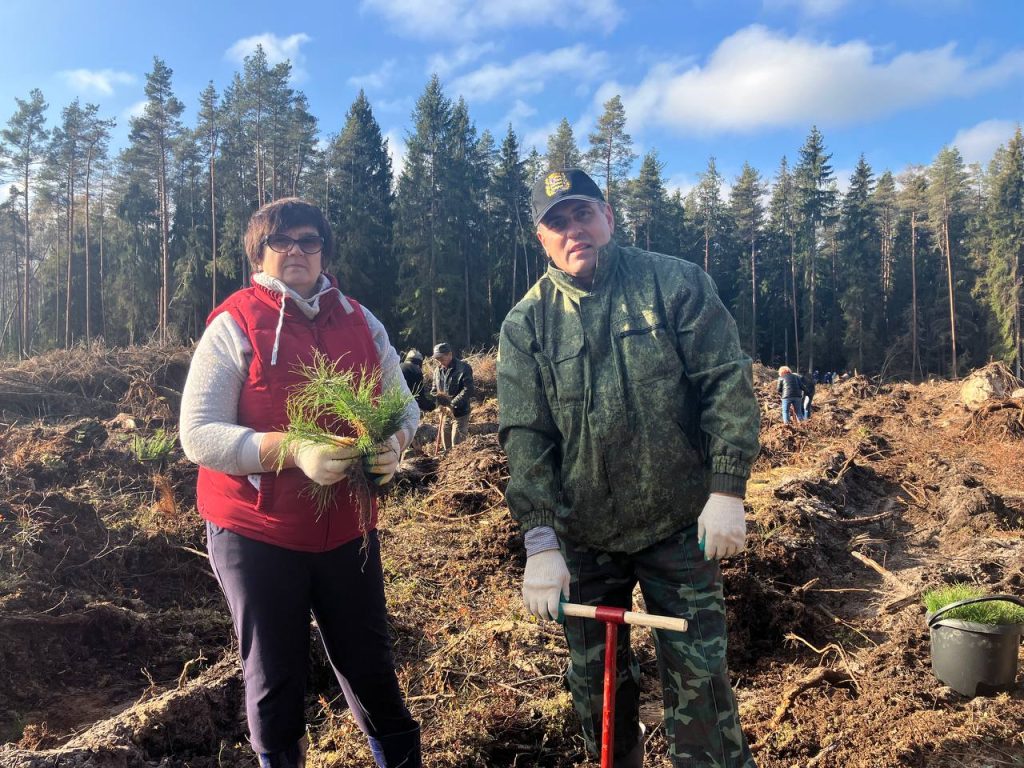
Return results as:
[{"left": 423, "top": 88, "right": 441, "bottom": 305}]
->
[{"left": 531, "top": 168, "right": 605, "bottom": 226}]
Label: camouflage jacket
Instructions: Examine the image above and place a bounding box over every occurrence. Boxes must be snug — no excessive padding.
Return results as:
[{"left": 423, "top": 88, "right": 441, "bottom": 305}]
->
[{"left": 497, "top": 241, "right": 760, "bottom": 553}]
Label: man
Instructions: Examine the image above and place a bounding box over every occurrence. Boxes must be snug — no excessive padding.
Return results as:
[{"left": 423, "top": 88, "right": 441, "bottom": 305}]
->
[
  {"left": 800, "top": 371, "right": 816, "bottom": 420},
  {"left": 431, "top": 342, "right": 473, "bottom": 451},
  {"left": 776, "top": 366, "right": 804, "bottom": 424},
  {"left": 497, "top": 168, "right": 760, "bottom": 768},
  {"left": 400, "top": 349, "right": 436, "bottom": 413}
]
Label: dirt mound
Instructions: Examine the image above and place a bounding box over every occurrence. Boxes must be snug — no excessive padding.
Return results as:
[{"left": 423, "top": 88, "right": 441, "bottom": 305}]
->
[
  {"left": 2, "top": 347, "right": 1023, "bottom": 768},
  {"left": 0, "top": 344, "right": 190, "bottom": 421}
]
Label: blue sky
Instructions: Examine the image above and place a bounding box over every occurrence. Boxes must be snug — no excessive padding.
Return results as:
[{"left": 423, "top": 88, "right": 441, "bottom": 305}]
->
[{"left": 2, "top": 0, "right": 1021, "bottom": 194}]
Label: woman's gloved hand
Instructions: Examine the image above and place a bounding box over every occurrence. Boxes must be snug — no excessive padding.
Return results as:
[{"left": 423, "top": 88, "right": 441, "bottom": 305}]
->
[
  {"left": 291, "top": 438, "right": 360, "bottom": 486},
  {"left": 522, "top": 549, "right": 570, "bottom": 621},
  {"left": 367, "top": 435, "right": 402, "bottom": 486},
  {"left": 697, "top": 493, "right": 747, "bottom": 560}
]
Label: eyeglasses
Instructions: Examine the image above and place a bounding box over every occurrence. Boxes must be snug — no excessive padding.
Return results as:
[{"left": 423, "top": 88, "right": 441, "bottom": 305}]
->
[{"left": 262, "top": 234, "right": 325, "bottom": 254}]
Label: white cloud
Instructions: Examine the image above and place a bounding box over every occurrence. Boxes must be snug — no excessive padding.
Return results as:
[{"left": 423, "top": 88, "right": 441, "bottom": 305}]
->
[
  {"left": 522, "top": 121, "right": 558, "bottom": 154},
  {"left": 427, "top": 42, "right": 497, "bottom": 78},
  {"left": 362, "top": 0, "right": 621, "bottom": 40},
  {"left": 60, "top": 68, "right": 135, "bottom": 96},
  {"left": 226, "top": 33, "right": 312, "bottom": 81},
  {"left": 763, "top": 0, "right": 849, "bottom": 17},
  {"left": 348, "top": 59, "right": 398, "bottom": 90},
  {"left": 451, "top": 45, "right": 608, "bottom": 102},
  {"left": 500, "top": 100, "right": 537, "bottom": 129},
  {"left": 384, "top": 129, "right": 407, "bottom": 177},
  {"left": 600, "top": 25, "right": 1024, "bottom": 136},
  {"left": 952, "top": 119, "right": 1019, "bottom": 166},
  {"left": 122, "top": 100, "right": 148, "bottom": 122}
]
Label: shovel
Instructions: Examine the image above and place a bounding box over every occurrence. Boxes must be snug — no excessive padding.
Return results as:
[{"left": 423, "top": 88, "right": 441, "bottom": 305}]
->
[{"left": 559, "top": 602, "right": 688, "bottom": 768}]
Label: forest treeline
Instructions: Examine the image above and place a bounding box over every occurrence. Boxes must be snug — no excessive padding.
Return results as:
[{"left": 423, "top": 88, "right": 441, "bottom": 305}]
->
[{"left": 0, "top": 50, "right": 1021, "bottom": 378}]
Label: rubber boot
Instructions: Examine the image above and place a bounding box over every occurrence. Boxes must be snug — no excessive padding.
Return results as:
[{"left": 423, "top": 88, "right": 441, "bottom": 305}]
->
[
  {"left": 614, "top": 722, "right": 646, "bottom": 768},
  {"left": 258, "top": 736, "right": 307, "bottom": 768},
  {"left": 367, "top": 726, "right": 422, "bottom": 768},
  {"left": 613, "top": 739, "right": 644, "bottom": 768}
]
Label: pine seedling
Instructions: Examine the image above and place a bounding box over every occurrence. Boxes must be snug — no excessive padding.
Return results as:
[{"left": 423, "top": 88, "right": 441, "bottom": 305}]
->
[
  {"left": 278, "top": 351, "right": 412, "bottom": 530},
  {"left": 924, "top": 583, "right": 1024, "bottom": 625}
]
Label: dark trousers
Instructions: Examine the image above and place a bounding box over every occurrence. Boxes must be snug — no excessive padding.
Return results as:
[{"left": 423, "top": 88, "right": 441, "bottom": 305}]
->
[
  {"left": 206, "top": 523, "right": 418, "bottom": 758},
  {"left": 561, "top": 523, "right": 756, "bottom": 768}
]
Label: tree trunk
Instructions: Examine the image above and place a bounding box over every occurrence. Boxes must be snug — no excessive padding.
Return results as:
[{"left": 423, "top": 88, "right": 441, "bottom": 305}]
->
[
  {"left": 21, "top": 167, "right": 31, "bottom": 357},
  {"left": 910, "top": 212, "right": 920, "bottom": 382},
  {"left": 789, "top": 235, "right": 800, "bottom": 368},
  {"left": 84, "top": 148, "right": 94, "bottom": 346},
  {"left": 159, "top": 137, "right": 170, "bottom": 344},
  {"left": 942, "top": 203, "right": 958, "bottom": 378},
  {"left": 750, "top": 235, "right": 757, "bottom": 354},
  {"left": 210, "top": 150, "right": 217, "bottom": 313}
]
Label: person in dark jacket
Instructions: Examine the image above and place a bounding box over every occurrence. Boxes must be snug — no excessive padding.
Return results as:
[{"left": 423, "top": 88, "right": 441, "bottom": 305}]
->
[
  {"left": 776, "top": 365, "right": 805, "bottom": 424},
  {"left": 801, "top": 371, "right": 817, "bottom": 420},
  {"left": 431, "top": 342, "right": 473, "bottom": 450},
  {"left": 499, "top": 168, "right": 759, "bottom": 768},
  {"left": 400, "top": 349, "right": 435, "bottom": 413}
]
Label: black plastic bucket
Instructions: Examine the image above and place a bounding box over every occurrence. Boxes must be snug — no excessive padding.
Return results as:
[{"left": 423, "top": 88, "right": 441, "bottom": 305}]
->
[{"left": 927, "top": 594, "right": 1024, "bottom": 697}]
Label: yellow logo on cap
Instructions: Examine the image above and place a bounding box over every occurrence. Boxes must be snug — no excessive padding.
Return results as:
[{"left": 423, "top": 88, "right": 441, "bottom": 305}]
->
[{"left": 544, "top": 172, "right": 571, "bottom": 197}]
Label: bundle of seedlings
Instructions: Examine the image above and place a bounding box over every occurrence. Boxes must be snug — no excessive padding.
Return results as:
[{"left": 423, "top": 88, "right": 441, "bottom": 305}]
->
[{"left": 278, "top": 351, "right": 412, "bottom": 533}]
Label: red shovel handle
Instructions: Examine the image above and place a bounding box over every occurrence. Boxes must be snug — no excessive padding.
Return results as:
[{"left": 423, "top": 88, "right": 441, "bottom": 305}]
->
[{"left": 602, "top": 619, "right": 617, "bottom": 768}]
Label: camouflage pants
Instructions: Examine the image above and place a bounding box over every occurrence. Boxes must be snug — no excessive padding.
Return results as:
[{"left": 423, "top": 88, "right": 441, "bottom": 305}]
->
[{"left": 561, "top": 523, "right": 756, "bottom": 768}]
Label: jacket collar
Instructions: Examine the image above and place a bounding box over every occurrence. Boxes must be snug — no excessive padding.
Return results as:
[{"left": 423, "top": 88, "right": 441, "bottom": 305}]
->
[{"left": 544, "top": 240, "right": 621, "bottom": 300}]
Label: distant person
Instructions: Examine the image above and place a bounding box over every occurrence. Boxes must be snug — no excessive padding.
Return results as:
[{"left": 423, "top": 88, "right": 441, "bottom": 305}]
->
[
  {"left": 801, "top": 371, "right": 816, "bottom": 420},
  {"left": 776, "top": 365, "right": 805, "bottom": 424},
  {"left": 179, "top": 198, "right": 421, "bottom": 768},
  {"left": 431, "top": 342, "right": 473, "bottom": 450},
  {"left": 400, "top": 349, "right": 436, "bottom": 413},
  {"left": 813, "top": 369, "right": 820, "bottom": 384}
]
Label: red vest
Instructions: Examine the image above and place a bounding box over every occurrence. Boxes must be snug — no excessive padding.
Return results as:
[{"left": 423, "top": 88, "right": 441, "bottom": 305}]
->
[{"left": 196, "top": 276, "right": 379, "bottom": 552}]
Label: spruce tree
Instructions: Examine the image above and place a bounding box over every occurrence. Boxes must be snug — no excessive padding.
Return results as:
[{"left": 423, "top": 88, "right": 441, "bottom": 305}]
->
[
  {"left": 328, "top": 91, "right": 395, "bottom": 328},
  {"left": 794, "top": 127, "right": 837, "bottom": 372},
  {"left": 545, "top": 117, "right": 582, "bottom": 170},
  {"left": 838, "top": 156, "right": 879, "bottom": 372}
]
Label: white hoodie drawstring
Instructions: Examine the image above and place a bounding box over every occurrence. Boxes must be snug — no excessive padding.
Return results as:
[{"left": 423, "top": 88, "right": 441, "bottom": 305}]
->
[
  {"left": 253, "top": 273, "right": 355, "bottom": 366},
  {"left": 270, "top": 294, "right": 288, "bottom": 366}
]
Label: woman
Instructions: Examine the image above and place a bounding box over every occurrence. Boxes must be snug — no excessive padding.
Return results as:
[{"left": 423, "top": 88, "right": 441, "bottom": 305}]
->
[
  {"left": 180, "top": 198, "right": 421, "bottom": 768},
  {"left": 776, "top": 365, "right": 805, "bottom": 425}
]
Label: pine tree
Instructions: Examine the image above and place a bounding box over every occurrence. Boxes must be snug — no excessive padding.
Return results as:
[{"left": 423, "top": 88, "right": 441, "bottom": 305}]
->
[
  {"left": 125, "top": 57, "right": 184, "bottom": 342},
  {"left": 769, "top": 157, "right": 800, "bottom": 366},
  {"left": 694, "top": 156, "right": 725, "bottom": 276},
  {"left": 928, "top": 146, "right": 969, "bottom": 377},
  {"left": 730, "top": 162, "right": 766, "bottom": 355},
  {"left": 545, "top": 118, "right": 582, "bottom": 170},
  {"left": 873, "top": 170, "right": 899, "bottom": 344},
  {"left": 197, "top": 82, "right": 222, "bottom": 312},
  {"left": 490, "top": 124, "right": 532, "bottom": 321},
  {"left": 585, "top": 95, "right": 635, "bottom": 205},
  {"left": 1, "top": 89, "right": 48, "bottom": 355}
]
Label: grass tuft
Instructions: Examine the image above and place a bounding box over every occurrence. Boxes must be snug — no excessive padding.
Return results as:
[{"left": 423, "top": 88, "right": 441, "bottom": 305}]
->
[{"left": 924, "top": 583, "right": 1024, "bottom": 625}]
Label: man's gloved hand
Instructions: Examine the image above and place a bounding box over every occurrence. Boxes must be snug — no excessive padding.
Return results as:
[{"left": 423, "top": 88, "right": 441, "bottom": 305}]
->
[
  {"left": 292, "top": 438, "right": 360, "bottom": 486},
  {"left": 367, "top": 435, "right": 401, "bottom": 486},
  {"left": 522, "top": 549, "right": 570, "bottom": 621},
  {"left": 697, "top": 493, "right": 747, "bottom": 560}
]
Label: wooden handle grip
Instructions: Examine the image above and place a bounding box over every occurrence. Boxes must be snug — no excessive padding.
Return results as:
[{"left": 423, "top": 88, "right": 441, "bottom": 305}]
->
[{"left": 560, "top": 602, "right": 688, "bottom": 632}]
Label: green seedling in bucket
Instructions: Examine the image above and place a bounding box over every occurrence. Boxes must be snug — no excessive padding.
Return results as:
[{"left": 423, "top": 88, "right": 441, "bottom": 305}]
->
[{"left": 924, "top": 584, "right": 1024, "bottom": 625}]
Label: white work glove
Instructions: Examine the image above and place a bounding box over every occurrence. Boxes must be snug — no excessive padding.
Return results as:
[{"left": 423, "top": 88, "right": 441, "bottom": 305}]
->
[
  {"left": 366, "top": 435, "right": 401, "bottom": 486},
  {"left": 292, "top": 438, "right": 359, "bottom": 486},
  {"left": 522, "top": 549, "right": 570, "bottom": 621},
  {"left": 697, "top": 493, "right": 747, "bottom": 560}
]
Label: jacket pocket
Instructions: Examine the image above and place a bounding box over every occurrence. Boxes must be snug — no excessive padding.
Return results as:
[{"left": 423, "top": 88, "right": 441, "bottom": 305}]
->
[
  {"left": 541, "top": 335, "right": 585, "bottom": 409},
  {"left": 616, "top": 319, "right": 680, "bottom": 383}
]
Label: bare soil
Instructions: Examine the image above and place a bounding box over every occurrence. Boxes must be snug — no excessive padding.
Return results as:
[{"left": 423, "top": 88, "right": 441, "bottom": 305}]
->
[{"left": 0, "top": 349, "right": 1021, "bottom": 767}]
